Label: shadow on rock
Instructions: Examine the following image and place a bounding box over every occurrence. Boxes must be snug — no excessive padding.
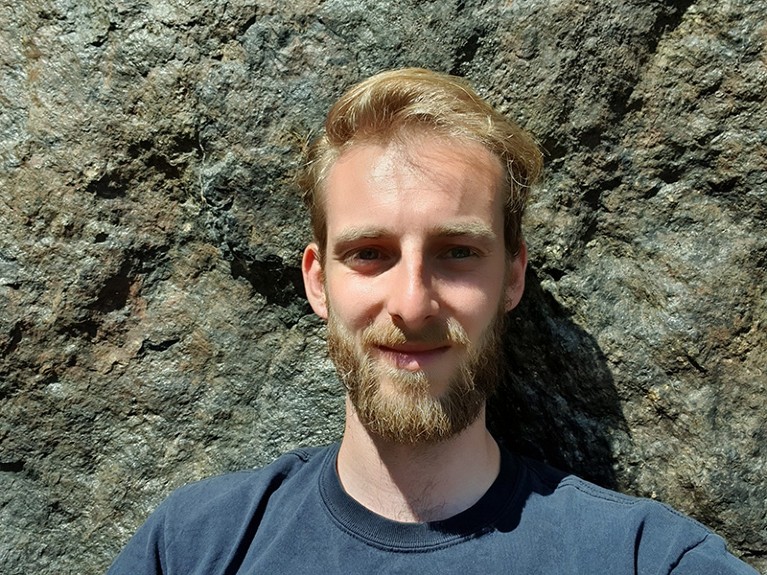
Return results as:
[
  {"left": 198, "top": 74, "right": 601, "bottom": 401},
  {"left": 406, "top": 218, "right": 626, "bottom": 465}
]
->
[{"left": 489, "top": 267, "right": 628, "bottom": 489}]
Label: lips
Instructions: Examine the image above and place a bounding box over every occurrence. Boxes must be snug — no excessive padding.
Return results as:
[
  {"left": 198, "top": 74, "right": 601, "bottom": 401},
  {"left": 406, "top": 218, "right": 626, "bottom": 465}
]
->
[{"left": 374, "top": 344, "right": 450, "bottom": 371}]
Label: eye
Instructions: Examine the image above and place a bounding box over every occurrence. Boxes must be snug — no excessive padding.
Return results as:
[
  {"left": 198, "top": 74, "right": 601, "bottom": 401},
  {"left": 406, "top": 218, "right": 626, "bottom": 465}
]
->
[
  {"left": 340, "top": 246, "right": 392, "bottom": 273},
  {"left": 353, "top": 247, "right": 382, "bottom": 261},
  {"left": 443, "top": 246, "right": 478, "bottom": 259}
]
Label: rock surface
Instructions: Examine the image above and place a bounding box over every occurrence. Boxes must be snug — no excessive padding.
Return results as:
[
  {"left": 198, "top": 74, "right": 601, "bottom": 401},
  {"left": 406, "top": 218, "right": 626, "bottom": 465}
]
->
[{"left": 1, "top": 1, "right": 765, "bottom": 573}]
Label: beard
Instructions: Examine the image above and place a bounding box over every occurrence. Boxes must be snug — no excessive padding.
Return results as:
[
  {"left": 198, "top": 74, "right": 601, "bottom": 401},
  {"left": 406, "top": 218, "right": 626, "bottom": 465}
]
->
[{"left": 326, "top": 307, "right": 505, "bottom": 445}]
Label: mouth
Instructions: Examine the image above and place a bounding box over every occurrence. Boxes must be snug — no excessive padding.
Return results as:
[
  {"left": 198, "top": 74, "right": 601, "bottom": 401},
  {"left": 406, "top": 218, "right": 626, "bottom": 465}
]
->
[{"left": 373, "top": 344, "right": 451, "bottom": 371}]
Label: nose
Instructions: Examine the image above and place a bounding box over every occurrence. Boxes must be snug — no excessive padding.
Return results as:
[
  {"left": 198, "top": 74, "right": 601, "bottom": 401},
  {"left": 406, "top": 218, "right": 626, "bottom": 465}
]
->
[{"left": 385, "top": 256, "right": 438, "bottom": 328}]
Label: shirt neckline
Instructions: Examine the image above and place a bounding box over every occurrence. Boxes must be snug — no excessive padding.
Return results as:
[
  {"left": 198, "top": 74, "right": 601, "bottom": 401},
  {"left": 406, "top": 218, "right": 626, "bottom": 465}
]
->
[{"left": 317, "top": 442, "right": 523, "bottom": 551}]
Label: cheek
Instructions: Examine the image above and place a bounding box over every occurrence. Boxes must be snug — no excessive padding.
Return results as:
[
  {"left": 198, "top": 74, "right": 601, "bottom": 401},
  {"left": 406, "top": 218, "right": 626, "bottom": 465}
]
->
[
  {"left": 442, "top": 285, "right": 503, "bottom": 330},
  {"left": 325, "top": 275, "right": 380, "bottom": 327}
]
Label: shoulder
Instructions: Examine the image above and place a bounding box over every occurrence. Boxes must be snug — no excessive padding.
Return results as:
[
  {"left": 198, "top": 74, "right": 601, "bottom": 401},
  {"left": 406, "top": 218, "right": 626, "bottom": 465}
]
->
[
  {"left": 108, "top": 445, "right": 334, "bottom": 575},
  {"left": 138, "top": 445, "right": 332, "bottom": 544},
  {"left": 162, "top": 445, "right": 330, "bottom": 516},
  {"left": 170, "top": 446, "right": 326, "bottom": 498},
  {"left": 513, "top": 455, "right": 757, "bottom": 574},
  {"left": 518, "top": 454, "right": 704, "bottom": 528}
]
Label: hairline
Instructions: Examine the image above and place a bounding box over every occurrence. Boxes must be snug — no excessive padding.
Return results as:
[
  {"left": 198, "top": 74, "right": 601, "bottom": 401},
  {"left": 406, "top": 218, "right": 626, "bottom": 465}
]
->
[{"left": 314, "top": 127, "right": 514, "bottom": 255}]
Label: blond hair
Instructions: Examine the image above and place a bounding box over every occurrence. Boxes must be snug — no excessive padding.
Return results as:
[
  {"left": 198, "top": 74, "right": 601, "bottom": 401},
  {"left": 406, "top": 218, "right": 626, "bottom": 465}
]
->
[{"left": 299, "top": 68, "right": 542, "bottom": 257}]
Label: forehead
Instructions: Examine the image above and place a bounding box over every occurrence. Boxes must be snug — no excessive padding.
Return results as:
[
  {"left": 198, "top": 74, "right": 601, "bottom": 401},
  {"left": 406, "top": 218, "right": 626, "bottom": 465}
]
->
[{"left": 322, "top": 136, "right": 505, "bottom": 233}]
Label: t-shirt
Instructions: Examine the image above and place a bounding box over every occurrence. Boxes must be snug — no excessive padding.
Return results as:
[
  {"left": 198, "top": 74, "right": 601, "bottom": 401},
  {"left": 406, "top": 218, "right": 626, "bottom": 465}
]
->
[{"left": 107, "top": 443, "right": 757, "bottom": 574}]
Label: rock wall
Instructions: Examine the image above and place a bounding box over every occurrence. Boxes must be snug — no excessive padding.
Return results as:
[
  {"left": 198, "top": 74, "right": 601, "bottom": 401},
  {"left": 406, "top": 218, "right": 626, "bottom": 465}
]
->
[{"left": 1, "top": 1, "right": 764, "bottom": 573}]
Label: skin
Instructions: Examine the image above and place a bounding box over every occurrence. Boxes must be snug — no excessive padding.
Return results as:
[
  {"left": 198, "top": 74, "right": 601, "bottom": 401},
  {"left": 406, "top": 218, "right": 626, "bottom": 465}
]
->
[{"left": 302, "top": 135, "right": 527, "bottom": 522}]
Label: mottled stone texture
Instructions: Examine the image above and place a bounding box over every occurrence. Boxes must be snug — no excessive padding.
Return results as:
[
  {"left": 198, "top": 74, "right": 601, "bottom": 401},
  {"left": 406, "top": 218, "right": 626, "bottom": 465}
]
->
[{"left": 0, "top": 1, "right": 764, "bottom": 573}]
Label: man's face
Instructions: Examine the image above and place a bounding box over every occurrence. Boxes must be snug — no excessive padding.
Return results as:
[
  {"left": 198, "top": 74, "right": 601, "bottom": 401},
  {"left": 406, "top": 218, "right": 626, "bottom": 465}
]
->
[{"left": 302, "top": 135, "right": 526, "bottom": 443}]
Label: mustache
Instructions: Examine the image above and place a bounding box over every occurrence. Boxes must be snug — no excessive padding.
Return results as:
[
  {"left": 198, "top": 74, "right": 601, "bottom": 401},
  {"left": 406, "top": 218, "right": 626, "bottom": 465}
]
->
[{"left": 360, "top": 317, "right": 470, "bottom": 348}]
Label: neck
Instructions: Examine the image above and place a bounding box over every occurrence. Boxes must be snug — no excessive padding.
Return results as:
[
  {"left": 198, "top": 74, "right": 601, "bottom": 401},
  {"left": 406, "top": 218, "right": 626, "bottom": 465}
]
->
[{"left": 336, "top": 399, "right": 501, "bottom": 523}]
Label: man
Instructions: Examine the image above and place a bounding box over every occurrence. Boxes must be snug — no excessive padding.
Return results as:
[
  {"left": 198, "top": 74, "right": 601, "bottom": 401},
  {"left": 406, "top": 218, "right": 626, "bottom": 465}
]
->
[{"left": 108, "top": 68, "right": 756, "bottom": 574}]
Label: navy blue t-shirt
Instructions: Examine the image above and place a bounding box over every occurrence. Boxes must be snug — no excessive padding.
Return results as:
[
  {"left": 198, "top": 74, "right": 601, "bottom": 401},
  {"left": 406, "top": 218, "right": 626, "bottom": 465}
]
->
[{"left": 108, "top": 444, "right": 757, "bottom": 574}]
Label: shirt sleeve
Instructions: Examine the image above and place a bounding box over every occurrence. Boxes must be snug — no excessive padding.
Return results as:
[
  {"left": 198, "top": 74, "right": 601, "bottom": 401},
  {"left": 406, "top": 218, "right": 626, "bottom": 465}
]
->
[
  {"left": 671, "top": 534, "right": 759, "bottom": 575},
  {"left": 106, "top": 502, "right": 169, "bottom": 575}
]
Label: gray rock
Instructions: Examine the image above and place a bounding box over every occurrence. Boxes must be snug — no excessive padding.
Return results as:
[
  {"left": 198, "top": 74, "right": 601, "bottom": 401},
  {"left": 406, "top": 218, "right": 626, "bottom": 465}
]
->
[{"left": 0, "top": 1, "right": 764, "bottom": 573}]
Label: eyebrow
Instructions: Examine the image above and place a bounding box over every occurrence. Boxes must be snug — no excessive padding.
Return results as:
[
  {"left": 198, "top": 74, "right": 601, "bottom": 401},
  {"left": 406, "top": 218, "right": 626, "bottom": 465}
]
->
[
  {"left": 333, "top": 227, "right": 389, "bottom": 246},
  {"left": 332, "top": 222, "right": 497, "bottom": 246},
  {"left": 432, "top": 222, "right": 497, "bottom": 242}
]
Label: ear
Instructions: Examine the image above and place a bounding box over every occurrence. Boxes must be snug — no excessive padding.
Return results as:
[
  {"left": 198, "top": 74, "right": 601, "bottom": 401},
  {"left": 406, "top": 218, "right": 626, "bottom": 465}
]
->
[
  {"left": 302, "top": 242, "right": 328, "bottom": 319},
  {"left": 505, "top": 241, "right": 527, "bottom": 312}
]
